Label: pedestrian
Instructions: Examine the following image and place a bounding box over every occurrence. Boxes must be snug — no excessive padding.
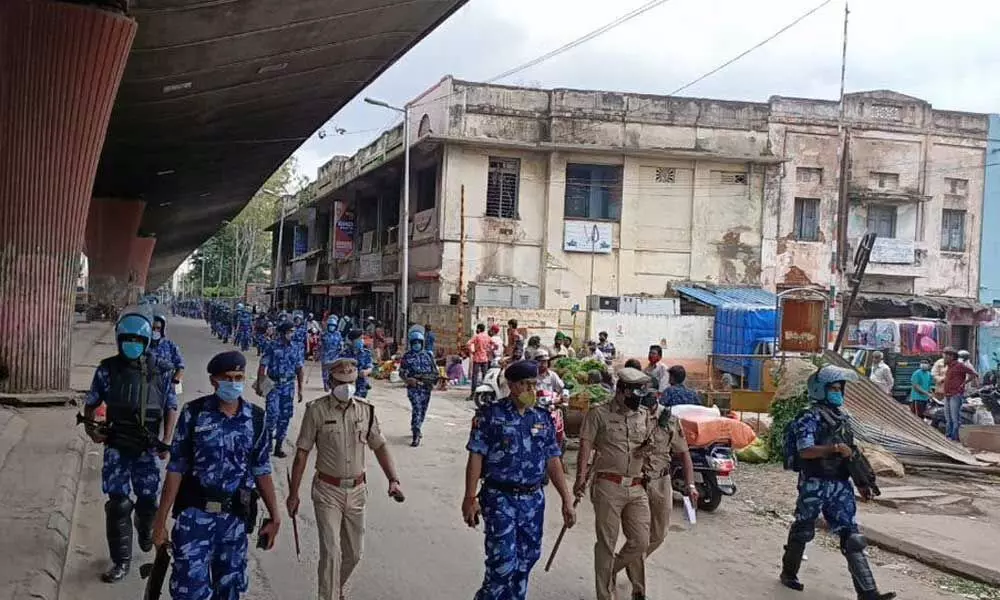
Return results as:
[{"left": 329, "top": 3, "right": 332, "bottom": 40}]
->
[
  {"left": 534, "top": 350, "right": 565, "bottom": 395},
  {"left": 523, "top": 336, "right": 542, "bottom": 361},
  {"left": 779, "top": 365, "right": 895, "bottom": 600},
  {"left": 661, "top": 365, "right": 701, "bottom": 407},
  {"left": 624, "top": 399, "right": 697, "bottom": 599},
  {"left": 868, "top": 351, "right": 894, "bottom": 396},
  {"left": 575, "top": 367, "right": 653, "bottom": 600},
  {"left": 425, "top": 323, "right": 436, "bottom": 357},
  {"left": 288, "top": 358, "right": 404, "bottom": 600},
  {"left": 463, "top": 360, "right": 576, "bottom": 600},
  {"left": 255, "top": 321, "right": 304, "bottom": 458},
  {"left": 643, "top": 345, "right": 670, "bottom": 398},
  {"left": 152, "top": 350, "right": 281, "bottom": 600},
  {"left": 596, "top": 331, "right": 616, "bottom": 366},
  {"left": 506, "top": 319, "right": 524, "bottom": 361},
  {"left": 235, "top": 303, "right": 253, "bottom": 352},
  {"left": 341, "top": 328, "right": 374, "bottom": 398},
  {"left": 941, "top": 347, "right": 978, "bottom": 441},
  {"left": 909, "top": 359, "right": 933, "bottom": 418},
  {"left": 400, "top": 329, "right": 437, "bottom": 447},
  {"left": 83, "top": 307, "right": 178, "bottom": 582},
  {"left": 587, "top": 340, "right": 606, "bottom": 363},
  {"left": 552, "top": 333, "right": 569, "bottom": 358},
  {"left": 488, "top": 324, "right": 505, "bottom": 363},
  {"left": 319, "top": 316, "right": 343, "bottom": 393},
  {"left": 150, "top": 313, "right": 185, "bottom": 394},
  {"left": 468, "top": 324, "right": 492, "bottom": 398},
  {"left": 623, "top": 358, "right": 642, "bottom": 370}
]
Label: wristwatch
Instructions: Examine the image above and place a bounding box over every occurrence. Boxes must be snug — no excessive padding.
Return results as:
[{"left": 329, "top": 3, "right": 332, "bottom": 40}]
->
[{"left": 687, "top": 484, "right": 697, "bottom": 491}]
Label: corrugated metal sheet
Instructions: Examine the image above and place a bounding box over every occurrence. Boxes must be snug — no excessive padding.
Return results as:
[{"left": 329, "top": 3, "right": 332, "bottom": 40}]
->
[
  {"left": 0, "top": 1, "right": 135, "bottom": 393},
  {"left": 823, "top": 350, "right": 981, "bottom": 466},
  {"left": 676, "top": 285, "right": 776, "bottom": 308}
]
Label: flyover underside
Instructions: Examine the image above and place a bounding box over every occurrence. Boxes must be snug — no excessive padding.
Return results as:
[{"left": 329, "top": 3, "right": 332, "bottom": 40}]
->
[
  {"left": 85, "top": 198, "right": 158, "bottom": 308},
  {"left": 0, "top": 0, "right": 135, "bottom": 393}
]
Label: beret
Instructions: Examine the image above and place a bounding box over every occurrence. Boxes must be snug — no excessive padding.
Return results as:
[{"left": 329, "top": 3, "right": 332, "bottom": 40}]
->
[
  {"left": 504, "top": 360, "right": 539, "bottom": 383},
  {"left": 207, "top": 351, "right": 246, "bottom": 375}
]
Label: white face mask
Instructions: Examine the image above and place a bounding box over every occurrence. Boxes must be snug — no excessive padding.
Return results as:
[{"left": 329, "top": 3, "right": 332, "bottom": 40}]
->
[{"left": 332, "top": 383, "right": 356, "bottom": 402}]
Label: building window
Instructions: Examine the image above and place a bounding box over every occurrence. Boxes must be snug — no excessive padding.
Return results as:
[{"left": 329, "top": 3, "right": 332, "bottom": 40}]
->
[
  {"left": 416, "top": 166, "right": 437, "bottom": 212},
  {"left": 945, "top": 178, "right": 968, "bottom": 196},
  {"left": 715, "top": 171, "right": 748, "bottom": 185},
  {"left": 941, "top": 209, "right": 966, "bottom": 252},
  {"left": 867, "top": 205, "right": 897, "bottom": 238},
  {"left": 796, "top": 167, "right": 823, "bottom": 184},
  {"left": 793, "top": 198, "right": 821, "bottom": 241},
  {"left": 870, "top": 172, "right": 900, "bottom": 191},
  {"left": 564, "top": 164, "right": 622, "bottom": 221},
  {"left": 486, "top": 158, "right": 520, "bottom": 219}
]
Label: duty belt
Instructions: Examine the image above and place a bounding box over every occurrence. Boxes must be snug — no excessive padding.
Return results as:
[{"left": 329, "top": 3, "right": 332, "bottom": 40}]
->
[
  {"left": 269, "top": 375, "right": 295, "bottom": 384},
  {"left": 317, "top": 471, "right": 366, "bottom": 489},
  {"left": 596, "top": 473, "right": 645, "bottom": 487},
  {"left": 482, "top": 480, "right": 543, "bottom": 496}
]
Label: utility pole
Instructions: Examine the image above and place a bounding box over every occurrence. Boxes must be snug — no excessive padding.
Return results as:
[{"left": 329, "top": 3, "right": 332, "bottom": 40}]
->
[{"left": 832, "top": 0, "right": 851, "bottom": 343}]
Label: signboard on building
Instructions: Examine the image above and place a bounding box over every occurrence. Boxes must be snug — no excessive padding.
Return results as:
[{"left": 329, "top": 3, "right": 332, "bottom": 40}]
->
[
  {"left": 328, "top": 285, "right": 353, "bottom": 297},
  {"left": 778, "top": 297, "right": 827, "bottom": 353},
  {"left": 564, "top": 221, "right": 613, "bottom": 254},
  {"left": 293, "top": 225, "right": 308, "bottom": 257},
  {"left": 332, "top": 201, "right": 355, "bottom": 259},
  {"left": 360, "top": 253, "right": 380, "bottom": 278},
  {"left": 870, "top": 238, "right": 914, "bottom": 264}
]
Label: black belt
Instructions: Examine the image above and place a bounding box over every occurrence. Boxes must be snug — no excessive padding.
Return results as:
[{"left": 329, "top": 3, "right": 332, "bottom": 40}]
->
[{"left": 482, "top": 480, "right": 543, "bottom": 495}]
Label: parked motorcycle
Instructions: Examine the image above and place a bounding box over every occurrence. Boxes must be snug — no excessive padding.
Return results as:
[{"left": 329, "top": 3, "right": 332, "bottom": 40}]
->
[
  {"left": 925, "top": 396, "right": 986, "bottom": 434},
  {"left": 972, "top": 385, "right": 1000, "bottom": 424},
  {"left": 671, "top": 442, "right": 737, "bottom": 512}
]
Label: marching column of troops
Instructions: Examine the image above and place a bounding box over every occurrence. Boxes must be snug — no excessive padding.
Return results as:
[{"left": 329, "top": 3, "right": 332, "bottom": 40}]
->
[{"left": 84, "top": 304, "right": 893, "bottom": 600}]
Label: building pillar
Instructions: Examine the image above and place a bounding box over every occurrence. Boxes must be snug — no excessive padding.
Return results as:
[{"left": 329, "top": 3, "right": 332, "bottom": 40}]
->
[
  {"left": 127, "top": 236, "right": 156, "bottom": 295},
  {"left": 85, "top": 198, "right": 146, "bottom": 308},
  {"left": 0, "top": 1, "right": 136, "bottom": 393}
]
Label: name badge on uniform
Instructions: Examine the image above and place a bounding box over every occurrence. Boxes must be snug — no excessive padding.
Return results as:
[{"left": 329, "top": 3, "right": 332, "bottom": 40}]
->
[
  {"left": 194, "top": 423, "right": 218, "bottom": 433},
  {"left": 531, "top": 423, "right": 545, "bottom": 436}
]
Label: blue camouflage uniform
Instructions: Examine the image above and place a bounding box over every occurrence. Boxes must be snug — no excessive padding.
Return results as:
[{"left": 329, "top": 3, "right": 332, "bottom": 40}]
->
[
  {"left": 261, "top": 340, "right": 303, "bottom": 447},
  {"left": 151, "top": 338, "right": 184, "bottom": 386},
  {"left": 167, "top": 395, "right": 272, "bottom": 600},
  {"left": 235, "top": 310, "right": 253, "bottom": 351},
  {"left": 400, "top": 348, "right": 436, "bottom": 437},
  {"left": 85, "top": 356, "right": 178, "bottom": 500},
  {"left": 341, "top": 342, "right": 373, "bottom": 398},
  {"left": 292, "top": 323, "right": 308, "bottom": 360},
  {"left": 319, "top": 331, "right": 343, "bottom": 392},
  {"left": 467, "top": 398, "right": 561, "bottom": 600}
]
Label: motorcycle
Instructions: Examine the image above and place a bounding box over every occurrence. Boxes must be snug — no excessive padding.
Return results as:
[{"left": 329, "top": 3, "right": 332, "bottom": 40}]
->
[
  {"left": 473, "top": 365, "right": 505, "bottom": 409},
  {"left": 671, "top": 442, "right": 737, "bottom": 513},
  {"left": 972, "top": 385, "right": 1000, "bottom": 424},
  {"left": 925, "top": 396, "right": 986, "bottom": 434}
]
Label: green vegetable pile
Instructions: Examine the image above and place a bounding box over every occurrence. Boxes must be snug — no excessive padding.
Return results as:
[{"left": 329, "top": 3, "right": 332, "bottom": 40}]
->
[
  {"left": 766, "top": 389, "right": 809, "bottom": 463},
  {"left": 551, "top": 357, "right": 611, "bottom": 406}
]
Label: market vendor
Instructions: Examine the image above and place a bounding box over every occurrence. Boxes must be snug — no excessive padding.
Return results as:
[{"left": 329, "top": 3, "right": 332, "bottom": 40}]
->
[{"left": 534, "top": 350, "right": 565, "bottom": 395}]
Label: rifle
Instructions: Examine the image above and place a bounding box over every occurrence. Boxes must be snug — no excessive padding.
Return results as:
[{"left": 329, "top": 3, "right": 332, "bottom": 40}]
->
[
  {"left": 75, "top": 414, "right": 171, "bottom": 454},
  {"left": 140, "top": 544, "right": 170, "bottom": 600},
  {"left": 817, "top": 406, "right": 881, "bottom": 497},
  {"left": 286, "top": 468, "right": 301, "bottom": 561}
]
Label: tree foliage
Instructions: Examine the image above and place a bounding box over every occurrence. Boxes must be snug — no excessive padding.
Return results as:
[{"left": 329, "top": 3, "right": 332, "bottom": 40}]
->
[{"left": 183, "top": 158, "right": 304, "bottom": 296}]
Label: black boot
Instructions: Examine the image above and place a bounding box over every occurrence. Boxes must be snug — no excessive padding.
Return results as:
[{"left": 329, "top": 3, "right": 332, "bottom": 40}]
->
[
  {"left": 410, "top": 431, "right": 421, "bottom": 447},
  {"left": 101, "top": 495, "right": 133, "bottom": 583},
  {"left": 780, "top": 542, "right": 806, "bottom": 591},
  {"left": 134, "top": 496, "right": 157, "bottom": 553},
  {"left": 273, "top": 439, "right": 287, "bottom": 458},
  {"left": 842, "top": 533, "right": 895, "bottom": 600}
]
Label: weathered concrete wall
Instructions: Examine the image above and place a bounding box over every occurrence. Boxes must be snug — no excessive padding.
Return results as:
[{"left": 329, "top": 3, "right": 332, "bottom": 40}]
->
[
  {"left": 409, "top": 303, "right": 562, "bottom": 355},
  {"left": 588, "top": 312, "right": 713, "bottom": 363}
]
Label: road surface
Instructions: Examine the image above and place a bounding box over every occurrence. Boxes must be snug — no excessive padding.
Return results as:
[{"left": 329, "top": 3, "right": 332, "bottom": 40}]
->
[{"left": 61, "top": 317, "right": 955, "bottom": 600}]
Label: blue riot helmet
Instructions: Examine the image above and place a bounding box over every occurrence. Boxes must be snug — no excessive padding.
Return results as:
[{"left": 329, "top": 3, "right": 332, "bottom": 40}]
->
[
  {"left": 116, "top": 311, "right": 153, "bottom": 361},
  {"left": 327, "top": 315, "right": 339, "bottom": 331},
  {"left": 408, "top": 330, "right": 424, "bottom": 351},
  {"left": 237, "top": 303, "right": 244, "bottom": 311},
  {"left": 806, "top": 365, "right": 858, "bottom": 404}
]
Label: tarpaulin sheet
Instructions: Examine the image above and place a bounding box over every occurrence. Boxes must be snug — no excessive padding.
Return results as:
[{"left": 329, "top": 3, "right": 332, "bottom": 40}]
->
[
  {"left": 714, "top": 305, "right": 776, "bottom": 379},
  {"left": 823, "top": 350, "right": 981, "bottom": 466}
]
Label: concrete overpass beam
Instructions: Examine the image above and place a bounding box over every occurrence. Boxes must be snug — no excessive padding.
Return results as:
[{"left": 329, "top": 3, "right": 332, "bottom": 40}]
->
[
  {"left": 127, "top": 237, "right": 157, "bottom": 295},
  {"left": 85, "top": 198, "right": 146, "bottom": 308},
  {"left": 0, "top": 1, "right": 136, "bottom": 393}
]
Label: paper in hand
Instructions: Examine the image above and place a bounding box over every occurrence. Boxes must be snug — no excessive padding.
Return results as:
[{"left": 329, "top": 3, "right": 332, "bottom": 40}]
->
[
  {"left": 174, "top": 382, "right": 183, "bottom": 396},
  {"left": 683, "top": 496, "right": 697, "bottom": 525}
]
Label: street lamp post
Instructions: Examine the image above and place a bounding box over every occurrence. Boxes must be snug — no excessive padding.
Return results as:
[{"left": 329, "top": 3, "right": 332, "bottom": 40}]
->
[
  {"left": 364, "top": 97, "right": 410, "bottom": 342},
  {"left": 274, "top": 195, "right": 288, "bottom": 309}
]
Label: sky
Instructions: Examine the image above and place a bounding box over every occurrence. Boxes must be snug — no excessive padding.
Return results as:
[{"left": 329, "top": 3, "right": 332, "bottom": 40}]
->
[{"left": 290, "top": 0, "right": 1000, "bottom": 181}]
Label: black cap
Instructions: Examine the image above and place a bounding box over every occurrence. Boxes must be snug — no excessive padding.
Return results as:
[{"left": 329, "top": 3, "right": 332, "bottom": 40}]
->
[
  {"left": 277, "top": 322, "right": 294, "bottom": 333},
  {"left": 347, "top": 328, "right": 363, "bottom": 341},
  {"left": 207, "top": 351, "right": 246, "bottom": 375},
  {"left": 504, "top": 360, "right": 539, "bottom": 383}
]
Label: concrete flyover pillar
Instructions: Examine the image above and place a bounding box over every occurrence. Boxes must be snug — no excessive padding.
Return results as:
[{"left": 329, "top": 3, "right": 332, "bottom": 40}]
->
[
  {"left": 127, "top": 236, "right": 157, "bottom": 295},
  {"left": 85, "top": 198, "right": 146, "bottom": 309},
  {"left": 0, "top": 1, "right": 136, "bottom": 394}
]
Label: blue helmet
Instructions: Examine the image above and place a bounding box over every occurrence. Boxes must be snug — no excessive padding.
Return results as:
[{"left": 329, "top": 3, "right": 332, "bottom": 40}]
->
[
  {"left": 327, "top": 315, "right": 339, "bottom": 328},
  {"left": 116, "top": 310, "right": 153, "bottom": 360},
  {"left": 806, "top": 365, "right": 858, "bottom": 403},
  {"left": 409, "top": 330, "right": 424, "bottom": 343},
  {"left": 237, "top": 303, "right": 244, "bottom": 311}
]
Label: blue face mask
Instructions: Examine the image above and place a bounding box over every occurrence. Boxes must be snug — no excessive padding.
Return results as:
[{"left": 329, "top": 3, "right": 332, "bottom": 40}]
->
[
  {"left": 826, "top": 391, "right": 845, "bottom": 406},
  {"left": 411, "top": 341, "right": 423, "bottom": 352},
  {"left": 216, "top": 381, "right": 243, "bottom": 403},
  {"left": 120, "top": 341, "right": 145, "bottom": 360},
  {"left": 354, "top": 339, "right": 363, "bottom": 350},
  {"left": 328, "top": 325, "right": 336, "bottom": 332}
]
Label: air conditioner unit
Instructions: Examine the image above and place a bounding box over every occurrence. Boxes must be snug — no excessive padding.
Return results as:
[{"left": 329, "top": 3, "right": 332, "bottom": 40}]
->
[
  {"left": 511, "top": 286, "right": 541, "bottom": 309},
  {"left": 587, "top": 295, "right": 620, "bottom": 312},
  {"left": 469, "top": 283, "right": 513, "bottom": 307}
]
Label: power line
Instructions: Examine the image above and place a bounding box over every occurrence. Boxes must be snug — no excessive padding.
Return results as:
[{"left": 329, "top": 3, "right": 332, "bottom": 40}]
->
[{"left": 668, "top": 0, "right": 835, "bottom": 96}]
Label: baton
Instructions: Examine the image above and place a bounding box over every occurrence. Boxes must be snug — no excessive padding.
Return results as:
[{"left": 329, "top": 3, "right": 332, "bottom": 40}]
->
[
  {"left": 287, "top": 468, "right": 301, "bottom": 560},
  {"left": 544, "top": 497, "right": 580, "bottom": 572}
]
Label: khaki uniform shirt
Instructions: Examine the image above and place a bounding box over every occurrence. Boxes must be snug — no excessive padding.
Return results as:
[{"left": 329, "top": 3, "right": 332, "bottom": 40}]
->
[
  {"left": 637, "top": 410, "right": 688, "bottom": 476},
  {"left": 580, "top": 401, "right": 651, "bottom": 478},
  {"left": 296, "top": 394, "right": 386, "bottom": 479}
]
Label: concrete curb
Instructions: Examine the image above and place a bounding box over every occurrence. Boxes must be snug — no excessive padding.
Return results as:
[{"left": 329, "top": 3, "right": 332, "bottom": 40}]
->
[
  {"left": 861, "top": 523, "right": 1000, "bottom": 587},
  {"left": 16, "top": 435, "right": 85, "bottom": 600}
]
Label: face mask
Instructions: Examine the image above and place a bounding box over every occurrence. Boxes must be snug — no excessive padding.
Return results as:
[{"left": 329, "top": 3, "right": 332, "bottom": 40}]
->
[
  {"left": 826, "top": 391, "right": 845, "bottom": 407},
  {"left": 648, "top": 355, "right": 660, "bottom": 364},
  {"left": 120, "top": 341, "right": 145, "bottom": 360},
  {"left": 333, "top": 383, "right": 356, "bottom": 402},
  {"left": 354, "top": 339, "right": 364, "bottom": 350},
  {"left": 216, "top": 381, "right": 243, "bottom": 403},
  {"left": 151, "top": 331, "right": 162, "bottom": 342},
  {"left": 411, "top": 341, "right": 423, "bottom": 351},
  {"left": 623, "top": 395, "right": 642, "bottom": 411},
  {"left": 515, "top": 390, "right": 536, "bottom": 409},
  {"left": 328, "top": 325, "right": 336, "bottom": 332}
]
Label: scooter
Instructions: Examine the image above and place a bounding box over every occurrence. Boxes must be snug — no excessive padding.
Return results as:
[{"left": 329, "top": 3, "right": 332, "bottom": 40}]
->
[
  {"left": 925, "top": 396, "right": 983, "bottom": 433},
  {"left": 473, "top": 365, "right": 505, "bottom": 409},
  {"left": 671, "top": 442, "right": 737, "bottom": 513},
  {"left": 971, "top": 385, "right": 1000, "bottom": 424}
]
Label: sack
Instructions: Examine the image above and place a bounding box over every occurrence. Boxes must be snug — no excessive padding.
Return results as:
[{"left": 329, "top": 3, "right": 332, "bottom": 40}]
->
[
  {"left": 678, "top": 413, "right": 756, "bottom": 449},
  {"left": 736, "top": 438, "right": 770, "bottom": 464}
]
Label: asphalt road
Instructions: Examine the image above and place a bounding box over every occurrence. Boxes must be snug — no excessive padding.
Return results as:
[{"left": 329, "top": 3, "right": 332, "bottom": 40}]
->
[{"left": 61, "top": 317, "right": 955, "bottom": 600}]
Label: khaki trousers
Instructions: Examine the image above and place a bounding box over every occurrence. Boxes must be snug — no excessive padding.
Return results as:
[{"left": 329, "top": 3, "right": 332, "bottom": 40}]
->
[
  {"left": 312, "top": 477, "right": 367, "bottom": 600},
  {"left": 623, "top": 476, "right": 671, "bottom": 595},
  {"left": 591, "top": 478, "right": 650, "bottom": 600}
]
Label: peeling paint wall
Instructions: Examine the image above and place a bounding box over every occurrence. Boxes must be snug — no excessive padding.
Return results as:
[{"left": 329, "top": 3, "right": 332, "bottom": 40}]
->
[{"left": 588, "top": 312, "right": 713, "bottom": 364}]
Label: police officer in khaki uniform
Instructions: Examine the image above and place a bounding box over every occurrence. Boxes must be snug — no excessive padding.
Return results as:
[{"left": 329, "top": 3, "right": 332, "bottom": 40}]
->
[
  {"left": 287, "top": 358, "right": 404, "bottom": 600},
  {"left": 575, "top": 367, "right": 654, "bottom": 600},
  {"left": 623, "top": 401, "right": 697, "bottom": 599}
]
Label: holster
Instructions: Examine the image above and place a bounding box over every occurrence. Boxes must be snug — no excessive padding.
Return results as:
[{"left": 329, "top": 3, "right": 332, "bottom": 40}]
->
[{"left": 173, "top": 473, "right": 260, "bottom": 534}]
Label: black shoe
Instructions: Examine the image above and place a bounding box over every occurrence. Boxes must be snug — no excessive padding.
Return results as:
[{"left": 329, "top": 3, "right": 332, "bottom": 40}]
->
[
  {"left": 101, "top": 562, "right": 129, "bottom": 583},
  {"left": 859, "top": 593, "right": 896, "bottom": 600},
  {"left": 632, "top": 594, "right": 648, "bottom": 600},
  {"left": 410, "top": 434, "right": 421, "bottom": 447},
  {"left": 780, "top": 572, "right": 805, "bottom": 592}
]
